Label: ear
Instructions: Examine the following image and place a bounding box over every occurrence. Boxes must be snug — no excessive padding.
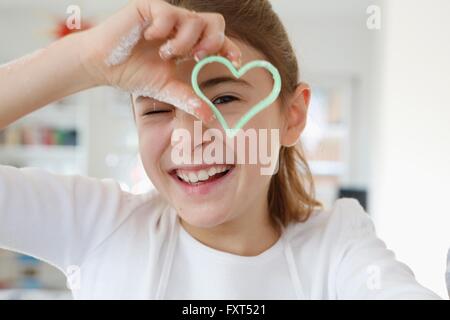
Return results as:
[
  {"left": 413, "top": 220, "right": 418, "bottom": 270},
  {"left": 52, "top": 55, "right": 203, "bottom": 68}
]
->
[
  {"left": 131, "top": 94, "right": 136, "bottom": 122},
  {"left": 281, "top": 82, "right": 311, "bottom": 147}
]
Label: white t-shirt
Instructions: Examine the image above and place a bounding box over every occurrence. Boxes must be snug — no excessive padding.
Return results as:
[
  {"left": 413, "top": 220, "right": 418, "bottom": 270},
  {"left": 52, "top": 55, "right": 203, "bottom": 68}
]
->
[{"left": 0, "top": 165, "right": 441, "bottom": 299}]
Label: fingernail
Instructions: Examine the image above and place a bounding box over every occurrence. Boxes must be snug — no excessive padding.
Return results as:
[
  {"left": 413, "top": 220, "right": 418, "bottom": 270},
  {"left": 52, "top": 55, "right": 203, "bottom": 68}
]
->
[
  {"left": 199, "top": 112, "right": 216, "bottom": 124},
  {"left": 228, "top": 51, "right": 242, "bottom": 68},
  {"left": 188, "top": 98, "right": 215, "bottom": 123},
  {"left": 217, "top": 32, "right": 225, "bottom": 44},
  {"left": 194, "top": 50, "right": 207, "bottom": 62},
  {"left": 159, "top": 41, "right": 174, "bottom": 60},
  {"left": 232, "top": 58, "right": 241, "bottom": 69},
  {"left": 206, "top": 112, "right": 216, "bottom": 124},
  {"left": 203, "top": 107, "right": 216, "bottom": 124}
]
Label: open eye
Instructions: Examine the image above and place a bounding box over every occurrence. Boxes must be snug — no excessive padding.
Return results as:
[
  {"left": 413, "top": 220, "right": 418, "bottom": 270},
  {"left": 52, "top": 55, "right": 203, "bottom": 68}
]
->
[{"left": 212, "top": 95, "right": 239, "bottom": 105}]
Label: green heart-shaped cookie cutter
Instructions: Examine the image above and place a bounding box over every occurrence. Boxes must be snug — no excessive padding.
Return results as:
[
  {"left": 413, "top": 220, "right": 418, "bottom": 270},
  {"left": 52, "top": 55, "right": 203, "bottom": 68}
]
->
[{"left": 191, "top": 56, "right": 282, "bottom": 138}]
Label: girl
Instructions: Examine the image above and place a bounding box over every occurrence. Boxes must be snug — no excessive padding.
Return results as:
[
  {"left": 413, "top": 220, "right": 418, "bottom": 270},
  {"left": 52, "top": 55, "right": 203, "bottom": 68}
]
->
[{"left": 0, "top": 0, "right": 441, "bottom": 299}]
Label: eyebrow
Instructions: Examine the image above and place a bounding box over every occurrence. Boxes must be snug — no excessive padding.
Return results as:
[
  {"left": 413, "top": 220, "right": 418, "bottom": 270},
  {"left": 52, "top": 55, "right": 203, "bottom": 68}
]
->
[
  {"left": 135, "top": 96, "right": 151, "bottom": 104},
  {"left": 134, "top": 76, "right": 252, "bottom": 104},
  {"left": 200, "top": 76, "right": 253, "bottom": 90}
]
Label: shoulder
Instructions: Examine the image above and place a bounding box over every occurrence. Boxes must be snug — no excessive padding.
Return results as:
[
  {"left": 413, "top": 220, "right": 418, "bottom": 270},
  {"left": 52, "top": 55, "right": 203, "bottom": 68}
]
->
[
  {"left": 110, "top": 186, "right": 176, "bottom": 236},
  {"left": 285, "top": 198, "right": 373, "bottom": 247},
  {"left": 67, "top": 173, "right": 170, "bottom": 215},
  {"left": 51, "top": 170, "right": 175, "bottom": 234}
]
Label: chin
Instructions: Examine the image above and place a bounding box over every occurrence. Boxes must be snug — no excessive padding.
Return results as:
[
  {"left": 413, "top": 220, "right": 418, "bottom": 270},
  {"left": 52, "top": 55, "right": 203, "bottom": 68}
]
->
[
  {"left": 163, "top": 163, "right": 241, "bottom": 228},
  {"left": 176, "top": 201, "right": 235, "bottom": 229}
]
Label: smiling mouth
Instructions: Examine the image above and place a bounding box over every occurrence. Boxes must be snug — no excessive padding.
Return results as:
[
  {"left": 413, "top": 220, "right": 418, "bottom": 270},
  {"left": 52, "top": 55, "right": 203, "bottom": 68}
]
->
[{"left": 170, "top": 165, "right": 235, "bottom": 186}]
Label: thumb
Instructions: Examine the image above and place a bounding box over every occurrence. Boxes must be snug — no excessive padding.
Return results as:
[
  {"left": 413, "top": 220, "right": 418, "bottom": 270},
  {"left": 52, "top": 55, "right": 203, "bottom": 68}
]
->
[{"left": 159, "top": 79, "right": 215, "bottom": 123}]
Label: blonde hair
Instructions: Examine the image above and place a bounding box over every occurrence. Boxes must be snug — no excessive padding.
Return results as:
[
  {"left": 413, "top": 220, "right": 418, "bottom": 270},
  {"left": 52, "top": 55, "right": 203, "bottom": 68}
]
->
[{"left": 162, "top": 0, "right": 322, "bottom": 227}]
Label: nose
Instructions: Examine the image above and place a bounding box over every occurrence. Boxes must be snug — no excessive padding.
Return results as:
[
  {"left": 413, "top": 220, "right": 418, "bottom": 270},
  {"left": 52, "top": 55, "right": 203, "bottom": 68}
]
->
[{"left": 172, "top": 108, "right": 211, "bottom": 154}]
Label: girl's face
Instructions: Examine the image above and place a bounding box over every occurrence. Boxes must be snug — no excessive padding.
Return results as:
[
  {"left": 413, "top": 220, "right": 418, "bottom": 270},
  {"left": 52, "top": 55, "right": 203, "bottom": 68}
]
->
[{"left": 133, "top": 40, "right": 293, "bottom": 228}]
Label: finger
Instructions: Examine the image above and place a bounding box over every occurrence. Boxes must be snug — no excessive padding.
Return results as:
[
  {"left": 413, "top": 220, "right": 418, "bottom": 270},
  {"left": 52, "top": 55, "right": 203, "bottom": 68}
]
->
[
  {"left": 191, "top": 13, "right": 226, "bottom": 60},
  {"left": 192, "top": 13, "right": 242, "bottom": 67},
  {"left": 159, "top": 12, "right": 206, "bottom": 60},
  {"left": 134, "top": 0, "right": 153, "bottom": 23},
  {"left": 143, "top": 9, "right": 179, "bottom": 41},
  {"left": 219, "top": 37, "right": 242, "bottom": 68},
  {"left": 159, "top": 80, "right": 215, "bottom": 123}
]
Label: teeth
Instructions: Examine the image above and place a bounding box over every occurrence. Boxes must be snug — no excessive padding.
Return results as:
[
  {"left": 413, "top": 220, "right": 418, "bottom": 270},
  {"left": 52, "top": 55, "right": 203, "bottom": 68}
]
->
[
  {"left": 197, "top": 170, "right": 209, "bottom": 181},
  {"left": 216, "top": 166, "right": 227, "bottom": 174},
  {"left": 188, "top": 172, "right": 198, "bottom": 183},
  {"left": 175, "top": 165, "right": 232, "bottom": 184},
  {"left": 207, "top": 167, "right": 217, "bottom": 176}
]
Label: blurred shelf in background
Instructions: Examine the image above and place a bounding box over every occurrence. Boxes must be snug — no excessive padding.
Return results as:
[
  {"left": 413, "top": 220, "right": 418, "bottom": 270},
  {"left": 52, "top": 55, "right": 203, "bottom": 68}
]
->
[
  {"left": 0, "top": 88, "right": 149, "bottom": 297},
  {"left": 0, "top": 289, "right": 72, "bottom": 300},
  {"left": 301, "top": 75, "right": 366, "bottom": 209},
  {"left": 0, "top": 95, "right": 90, "bottom": 296},
  {"left": 309, "top": 160, "right": 346, "bottom": 177}
]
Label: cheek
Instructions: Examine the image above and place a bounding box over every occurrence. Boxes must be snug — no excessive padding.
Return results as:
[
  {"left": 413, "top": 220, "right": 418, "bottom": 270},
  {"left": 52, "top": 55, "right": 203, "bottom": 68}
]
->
[
  {"left": 239, "top": 103, "right": 283, "bottom": 175},
  {"left": 138, "top": 122, "right": 173, "bottom": 179},
  {"left": 244, "top": 102, "right": 284, "bottom": 133}
]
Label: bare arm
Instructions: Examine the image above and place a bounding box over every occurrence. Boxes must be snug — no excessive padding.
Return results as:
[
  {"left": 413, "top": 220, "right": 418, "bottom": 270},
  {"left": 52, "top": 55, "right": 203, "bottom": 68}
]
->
[
  {"left": 0, "top": 32, "right": 96, "bottom": 129},
  {"left": 0, "top": 0, "right": 242, "bottom": 129}
]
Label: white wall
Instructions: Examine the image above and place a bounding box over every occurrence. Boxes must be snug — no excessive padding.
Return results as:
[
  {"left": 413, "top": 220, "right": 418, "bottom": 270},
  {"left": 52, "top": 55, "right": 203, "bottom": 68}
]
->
[
  {"left": 0, "top": 0, "right": 375, "bottom": 189},
  {"left": 273, "top": 0, "right": 376, "bottom": 188},
  {"left": 7, "top": 0, "right": 447, "bottom": 298},
  {"left": 370, "top": 0, "right": 450, "bottom": 298}
]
